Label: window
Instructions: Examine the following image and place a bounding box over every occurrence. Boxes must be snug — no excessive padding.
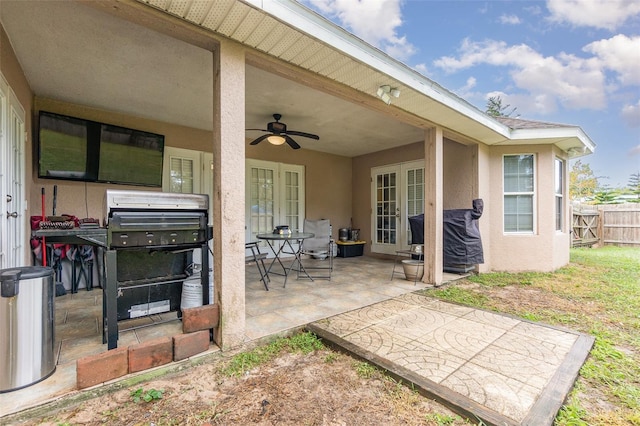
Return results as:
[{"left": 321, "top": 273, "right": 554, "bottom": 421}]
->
[
  {"left": 555, "top": 158, "right": 564, "bottom": 231},
  {"left": 503, "top": 154, "right": 535, "bottom": 233}
]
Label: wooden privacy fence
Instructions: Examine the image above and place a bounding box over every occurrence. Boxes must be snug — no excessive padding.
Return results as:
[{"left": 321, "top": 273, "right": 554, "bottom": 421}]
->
[{"left": 572, "top": 203, "right": 640, "bottom": 248}]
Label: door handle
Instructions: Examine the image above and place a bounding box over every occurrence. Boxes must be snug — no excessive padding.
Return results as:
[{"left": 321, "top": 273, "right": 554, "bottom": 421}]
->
[{"left": 6, "top": 211, "right": 18, "bottom": 218}]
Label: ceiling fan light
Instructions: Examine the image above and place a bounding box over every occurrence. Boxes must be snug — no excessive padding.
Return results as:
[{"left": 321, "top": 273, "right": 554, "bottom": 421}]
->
[{"left": 267, "top": 135, "right": 286, "bottom": 145}]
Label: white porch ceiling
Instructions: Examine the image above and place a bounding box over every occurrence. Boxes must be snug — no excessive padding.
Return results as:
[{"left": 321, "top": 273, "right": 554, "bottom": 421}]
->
[{"left": 0, "top": 0, "right": 426, "bottom": 157}]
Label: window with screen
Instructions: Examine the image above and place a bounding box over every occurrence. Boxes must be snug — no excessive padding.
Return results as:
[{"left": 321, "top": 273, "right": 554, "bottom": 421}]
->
[{"left": 503, "top": 154, "right": 535, "bottom": 233}]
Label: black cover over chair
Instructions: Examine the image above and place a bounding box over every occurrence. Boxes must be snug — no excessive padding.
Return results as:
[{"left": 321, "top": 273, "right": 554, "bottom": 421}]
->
[
  {"left": 299, "top": 219, "right": 333, "bottom": 280},
  {"left": 443, "top": 199, "right": 484, "bottom": 272}
]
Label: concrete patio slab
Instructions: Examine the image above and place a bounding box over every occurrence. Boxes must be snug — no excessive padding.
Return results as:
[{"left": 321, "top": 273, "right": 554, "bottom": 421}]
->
[{"left": 308, "top": 291, "right": 594, "bottom": 426}]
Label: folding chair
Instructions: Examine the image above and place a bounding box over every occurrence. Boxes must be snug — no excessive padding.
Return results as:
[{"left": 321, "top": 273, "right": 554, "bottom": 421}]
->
[
  {"left": 245, "top": 241, "right": 270, "bottom": 290},
  {"left": 299, "top": 219, "right": 333, "bottom": 280}
]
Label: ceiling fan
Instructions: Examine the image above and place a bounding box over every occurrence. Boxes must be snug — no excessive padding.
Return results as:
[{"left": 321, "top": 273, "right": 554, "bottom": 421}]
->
[{"left": 247, "top": 114, "right": 319, "bottom": 150}]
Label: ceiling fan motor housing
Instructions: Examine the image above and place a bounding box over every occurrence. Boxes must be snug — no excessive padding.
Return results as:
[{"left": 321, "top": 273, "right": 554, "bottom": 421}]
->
[{"left": 268, "top": 121, "right": 286, "bottom": 133}]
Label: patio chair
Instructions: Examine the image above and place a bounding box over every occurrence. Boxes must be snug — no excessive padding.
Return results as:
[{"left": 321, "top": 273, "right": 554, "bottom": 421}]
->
[
  {"left": 299, "top": 218, "right": 333, "bottom": 280},
  {"left": 391, "top": 214, "right": 424, "bottom": 284},
  {"left": 245, "top": 241, "right": 270, "bottom": 290}
]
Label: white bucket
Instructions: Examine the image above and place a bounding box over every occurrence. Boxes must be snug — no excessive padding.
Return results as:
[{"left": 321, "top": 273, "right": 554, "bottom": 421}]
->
[
  {"left": 181, "top": 278, "right": 203, "bottom": 310},
  {"left": 401, "top": 260, "right": 424, "bottom": 281}
]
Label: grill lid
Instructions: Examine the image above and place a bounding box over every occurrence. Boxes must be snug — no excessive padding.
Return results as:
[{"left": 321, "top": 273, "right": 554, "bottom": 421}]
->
[{"left": 105, "top": 190, "right": 208, "bottom": 224}]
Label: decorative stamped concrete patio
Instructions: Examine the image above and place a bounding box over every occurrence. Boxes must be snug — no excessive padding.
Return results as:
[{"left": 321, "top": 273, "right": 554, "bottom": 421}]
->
[{"left": 308, "top": 292, "right": 594, "bottom": 426}]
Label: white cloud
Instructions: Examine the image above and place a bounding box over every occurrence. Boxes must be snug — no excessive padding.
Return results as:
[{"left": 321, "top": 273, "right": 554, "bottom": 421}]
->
[
  {"left": 524, "top": 5, "right": 542, "bottom": 15},
  {"left": 433, "top": 38, "right": 607, "bottom": 112},
  {"left": 454, "top": 77, "right": 478, "bottom": 98},
  {"left": 583, "top": 35, "right": 640, "bottom": 85},
  {"left": 499, "top": 14, "right": 521, "bottom": 25},
  {"left": 413, "top": 63, "right": 429, "bottom": 75},
  {"left": 546, "top": 0, "right": 640, "bottom": 31},
  {"left": 622, "top": 100, "right": 640, "bottom": 128},
  {"left": 630, "top": 145, "right": 640, "bottom": 156},
  {"left": 305, "top": 0, "right": 416, "bottom": 61}
]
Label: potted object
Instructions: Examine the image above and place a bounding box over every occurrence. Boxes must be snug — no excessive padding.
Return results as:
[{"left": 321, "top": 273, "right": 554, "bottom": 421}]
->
[{"left": 401, "top": 259, "right": 424, "bottom": 281}]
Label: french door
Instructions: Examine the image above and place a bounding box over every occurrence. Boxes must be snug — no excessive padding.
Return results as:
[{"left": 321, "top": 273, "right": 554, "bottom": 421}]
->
[
  {"left": 245, "top": 159, "right": 305, "bottom": 256},
  {"left": 0, "top": 74, "right": 27, "bottom": 269},
  {"left": 371, "top": 160, "right": 424, "bottom": 255},
  {"left": 0, "top": 74, "right": 28, "bottom": 269},
  {"left": 163, "top": 147, "right": 213, "bottom": 272}
]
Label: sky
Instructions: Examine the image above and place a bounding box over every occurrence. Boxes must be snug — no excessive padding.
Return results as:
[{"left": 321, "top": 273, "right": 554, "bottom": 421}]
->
[{"left": 301, "top": 0, "right": 640, "bottom": 188}]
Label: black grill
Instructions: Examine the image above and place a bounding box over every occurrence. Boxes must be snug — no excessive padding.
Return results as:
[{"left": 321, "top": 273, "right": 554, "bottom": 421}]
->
[{"left": 103, "top": 190, "right": 210, "bottom": 349}]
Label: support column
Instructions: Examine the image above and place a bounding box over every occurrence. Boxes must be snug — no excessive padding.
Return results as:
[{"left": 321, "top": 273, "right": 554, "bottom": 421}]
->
[
  {"left": 424, "top": 127, "right": 443, "bottom": 286},
  {"left": 212, "top": 39, "right": 245, "bottom": 349}
]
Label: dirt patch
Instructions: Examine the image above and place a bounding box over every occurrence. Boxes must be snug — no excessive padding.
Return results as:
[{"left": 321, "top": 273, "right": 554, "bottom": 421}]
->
[{"left": 16, "top": 349, "right": 467, "bottom": 426}]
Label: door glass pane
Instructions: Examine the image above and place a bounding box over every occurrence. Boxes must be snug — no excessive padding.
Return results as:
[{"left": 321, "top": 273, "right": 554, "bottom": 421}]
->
[
  {"left": 169, "top": 157, "right": 194, "bottom": 193},
  {"left": 284, "top": 171, "right": 301, "bottom": 231},
  {"left": 250, "top": 166, "right": 275, "bottom": 240},
  {"left": 375, "top": 171, "right": 397, "bottom": 244},
  {"left": 405, "top": 167, "right": 425, "bottom": 244}
]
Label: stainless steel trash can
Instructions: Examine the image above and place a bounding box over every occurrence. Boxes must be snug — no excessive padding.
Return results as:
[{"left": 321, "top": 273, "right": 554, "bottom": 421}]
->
[{"left": 1, "top": 266, "right": 56, "bottom": 392}]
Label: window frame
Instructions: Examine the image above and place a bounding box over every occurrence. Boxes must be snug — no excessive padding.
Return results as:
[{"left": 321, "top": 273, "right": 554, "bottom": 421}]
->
[
  {"left": 503, "top": 154, "right": 536, "bottom": 234},
  {"left": 554, "top": 157, "right": 564, "bottom": 232}
]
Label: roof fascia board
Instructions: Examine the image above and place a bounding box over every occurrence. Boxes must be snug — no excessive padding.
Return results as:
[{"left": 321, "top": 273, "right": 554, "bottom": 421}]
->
[
  {"left": 243, "top": 0, "right": 510, "bottom": 138},
  {"left": 509, "top": 127, "right": 596, "bottom": 155}
]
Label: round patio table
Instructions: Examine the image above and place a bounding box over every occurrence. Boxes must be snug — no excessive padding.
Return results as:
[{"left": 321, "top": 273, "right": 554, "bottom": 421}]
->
[{"left": 256, "top": 232, "right": 315, "bottom": 287}]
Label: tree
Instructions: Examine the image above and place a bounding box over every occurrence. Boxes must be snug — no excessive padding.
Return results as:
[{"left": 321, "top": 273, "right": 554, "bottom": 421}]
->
[
  {"left": 628, "top": 172, "right": 640, "bottom": 199},
  {"left": 592, "top": 187, "right": 622, "bottom": 204},
  {"left": 569, "top": 160, "right": 599, "bottom": 200},
  {"left": 486, "top": 96, "right": 518, "bottom": 117}
]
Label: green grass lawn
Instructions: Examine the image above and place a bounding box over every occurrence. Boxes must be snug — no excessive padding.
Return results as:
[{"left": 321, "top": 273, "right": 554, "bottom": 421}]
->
[{"left": 429, "top": 246, "right": 640, "bottom": 426}]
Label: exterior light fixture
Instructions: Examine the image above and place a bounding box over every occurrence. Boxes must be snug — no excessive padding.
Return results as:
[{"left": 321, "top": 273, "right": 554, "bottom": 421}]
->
[
  {"left": 267, "top": 135, "right": 286, "bottom": 145},
  {"left": 376, "top": 85, "right": 400, "bottom": 105}
]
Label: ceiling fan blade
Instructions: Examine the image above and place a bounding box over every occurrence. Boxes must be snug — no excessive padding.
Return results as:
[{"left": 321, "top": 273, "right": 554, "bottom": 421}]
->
[
  {"left": 284, "top": 135, "right": 301, "bottom": 150},
  {"left": 286, "top": 130, "right": 319, "bottom": 140},
  {"left": 249, "top": 134, "right": 270, "bottom": 145}
]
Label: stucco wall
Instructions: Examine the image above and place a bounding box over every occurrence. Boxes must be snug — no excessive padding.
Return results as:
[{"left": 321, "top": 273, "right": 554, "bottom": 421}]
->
[
  {"left": 443, "top": 140, "right": 477, "bottom": 210},
  {"left": 486, "top": 144, "right": 570, "bottom": 272}
]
